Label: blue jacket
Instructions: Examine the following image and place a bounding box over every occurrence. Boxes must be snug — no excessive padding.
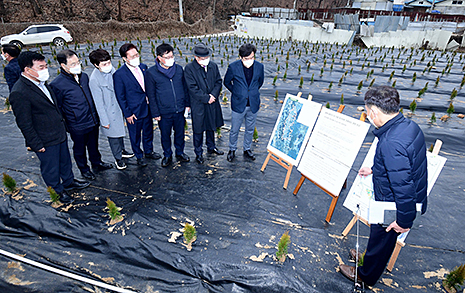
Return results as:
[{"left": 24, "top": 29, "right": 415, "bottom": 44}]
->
[
  {"left": 49, "top": 69, "right": 99, "bottom": 134},
  {"left": 113, "top": 63, "right": 149, "bottom": 120},
  {"left": 145, "top": 62, "right": 189, "bottom": 117},
  {"left": 224, "top": 60, "right": 264, "bottom": 114},
  {"left": 372, "top": 113, "right": 428, "bottom": 229},
  {"left": 5, "top": 58, "right": 21, "bottom": 92}
]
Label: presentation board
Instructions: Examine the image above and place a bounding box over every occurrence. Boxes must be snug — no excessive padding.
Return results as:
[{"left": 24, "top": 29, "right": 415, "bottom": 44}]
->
[
  {"left": 267, "top": 93, "right": 322, "bottom": 166},
  {"left": 297, "top": 108, "right": 370, "bottom": 196}
]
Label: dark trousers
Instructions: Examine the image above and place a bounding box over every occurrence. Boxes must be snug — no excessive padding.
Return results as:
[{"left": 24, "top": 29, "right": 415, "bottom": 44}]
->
[
  {"left": 108, "top": 137, "right": 125, "bottom": 161},
  {"left": 35, "top": 140, "right": 74, "bottom": 194},
  {"left": 69, "top": 125, "right": 102, "bottom": 173},
  {"left": 358, "top": 224, "right": 399, "bottom": 286},
  {"left": 127, "top": 116, "right": 153, "bottom": 159},
  {"left": 193, "top": 130, "right": 215, "bottom": 156},
  {"left": 158, "top": 112, "right": 185, "bottom": 157}
]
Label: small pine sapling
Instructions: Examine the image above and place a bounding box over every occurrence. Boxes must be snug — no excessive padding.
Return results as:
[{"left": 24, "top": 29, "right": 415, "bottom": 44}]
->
[
  {"left": 461, "top": 76, "right": 465, "bottom": 88},
  {"left": 272, "top": 75, "right": 278, "bottom": 86},
  {"left": 274, "top": 90, "right": 279, "bottom": 102},
  {"left": 447, "top": 102, "right": 454, "bottom": 117},
  {"left": 283, "top": 70, "right": 287, "bottom": 81},
  {"left": 328, "top": 81, "right": 333, "bottom": 91},
  {"left": 320, "top": 67, "right": 324, "bottom": 76},
  {"left": 299, "top": 77, "right": 304, "bottom": 88},
  {"left": 4, "top": 98, "right": 10, "bottom": 110},
  {"left": 430, "top": 112, "right": 437, "bottom": 124},
  {"left": 325, "top": 102, "right": 330, "bottom": 109},
  {"left": 216, "top": 127, "right": 221, "bottom": 138},
  {"left": 357, "top": 80, "right": 363, "bottom": 91},
  {"left": 369, "top": 78, "right": 376, "bottom": 88},
  {"left": 357, "top": 251, "right": 366, "bottom": 267},
  {"left": 392, "top": 80, "right": 397, "bottom": 87},
  {"left": 338, "top": 77, "right": 343, "bottom": 86},
  {"left": 253, "top": 127, "right": 259, "bottom": 142},
  {"left": 428, "top": 143, "right": 434, "bottom": 153},
  {"left": 47, "top": 186, "right": 62, "bottom": 207},
  {"left": 450, "top": 88, "right": 458, "bottom": 100},
  {"left": 222, "top": 92, "right": 228, "bottom": 104},
  {"left": 409, "top": 99, "right": 417, "bottom": 114},
  {"left": 340, "top": 94, "right": 344, "bottom": 105},
  {"left": 276, "top": 231, "right": 291, "bottom": 263},
  {"left": 443, "top": 264, "right": 465, "bottom": 293},
  {"left": 183, "top": 223, "right": 197, "bottom": 251},
  {"left": 106, "top": 198, "right": 123, "bottom": 225},
  {"left": 412, "top": 72, "right": 417, "bottom": 83},
  {"left": 435, "top": 76, "right": 440, "bottom": 87},
  {"left": 310, "top": 73, "right": 314, "bottom": 83},
  {"left": 389, "top": 71, "right": 395, "bottom": 81},
  {"left": 2, "top": 173, "right": 17, "bottom": 193}
]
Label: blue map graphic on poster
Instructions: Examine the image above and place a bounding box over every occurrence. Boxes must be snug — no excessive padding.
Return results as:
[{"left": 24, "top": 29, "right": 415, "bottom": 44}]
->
[{"left": 270, "top": 98, "right": 308, "bottom": 160}]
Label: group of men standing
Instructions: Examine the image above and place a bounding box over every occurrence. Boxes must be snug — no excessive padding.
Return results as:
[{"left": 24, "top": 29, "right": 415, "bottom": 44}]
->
[{"left": 8, "top": 42, "right": 264, "bottom": 203}]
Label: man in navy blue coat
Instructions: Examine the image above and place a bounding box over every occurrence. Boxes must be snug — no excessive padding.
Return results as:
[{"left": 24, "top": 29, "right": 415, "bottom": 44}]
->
[
  {"left": 50, "top": 50, "right": 112, "bottom": 181},
  {"left": 224, "top": 43, "right": 264, "bottom": 162},
  {"left": 145, "top": 43, "right": 190, "bottom": 167},
  {"left": 114, "top": 43, "right": 161, "bottom": 167},
  {"left": 339, "top": 86, "right": 427, "bottom": 287},
  {"left": 2, "top": 44, "right": 21, "bottom": 92}
]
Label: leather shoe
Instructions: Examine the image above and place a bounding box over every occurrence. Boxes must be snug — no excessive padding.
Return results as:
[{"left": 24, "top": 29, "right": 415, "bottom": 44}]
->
[
  {"left": 207, "top": 148, "right": 224, "bottom": 155},
  {"left": 59, "top": 190, "right": 75, "bottom": 204},
  {"left": 176, "top": 153, "right": 190, "bottom": 162},
  {"left": 145, "top": 151, "right": 162, "bottom": 160},
  {"left": 339, "top": 264, "right": 363, "bottom": 283},
  {"left": 243, "top": 149, "right": 256, "bottom": 160},
  {"left": 161, "top": 156, "right": 172, "bottom": 167},
  {"left": 227, "top": 150, "right": 235, "bottom": 162},
  {"left": 93, "top": 162, "right": 113, "bottom": 171},
  {"left": 64, "top": 179, "right": 90, "bottom": 191},
  {"left": 137, "top": 158, "right": 148, "bottom": 167},
  {"left": 350, "top": 249, "right": 363, "bottom": 262},
  {"left": 196, "top": 155, "right": 205, "bottom": 164},
  {"left": 81, "top": 170, "right": 96, "bottom": 181}
]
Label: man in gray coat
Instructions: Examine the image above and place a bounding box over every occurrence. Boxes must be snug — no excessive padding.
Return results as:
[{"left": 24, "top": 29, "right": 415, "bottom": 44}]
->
[
  {"left": 89, "top": 49, "right": 134, "bottom": 170},
  {"left": 184, "top": 43, "right": 224, "bottom": 164}
]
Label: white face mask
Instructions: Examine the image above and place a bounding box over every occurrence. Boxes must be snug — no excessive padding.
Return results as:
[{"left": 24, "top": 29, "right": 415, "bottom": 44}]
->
[
  {"left": 163, "top": 58, "right": 175, "bottom": 68},
  {"left": 32, "top": 68, "right": 50, "bottom": 82},
  {"left": 242, "top": 59, "right": 254, "bottom": 68},
  {"left": 69, "top": 65, "right": 82, "bottom": 75},
  {"left": 198, "top": 57, "right": 210, "bottom": 67},
  {"left": 100, "top": 64, "right": 113, "bottom": 74},
  {"left": 1, "top": 54, "right": 6, "bottom": 61},
  {"left": 128, "top": 57, "right": 140, "bottom": 67},
  {"left": 367, "top": 111, "right": 378, "bottom": 129}
]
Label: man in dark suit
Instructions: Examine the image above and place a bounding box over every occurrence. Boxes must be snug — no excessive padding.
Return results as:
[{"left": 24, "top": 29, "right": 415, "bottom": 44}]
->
[
  {"left": 2, "top": 44, "right": 21, "bottom": 92},
  {"left": 9, "top": 51, "right": 89, "bottom": 203},
  {"left": 145, "top": 43, "right": 190, "bottom": 167},
  {"left": 184, "top": 43, "right": 224, "bottom": 164},
  {"left": 50, "top": 50, "right": 112, "bottom": 181},
  {"left": 224, "top": 43, "right": 264, "bottom": 162},
  {"left": 114, "top": 43, "right": 161, "bottom": 167}
]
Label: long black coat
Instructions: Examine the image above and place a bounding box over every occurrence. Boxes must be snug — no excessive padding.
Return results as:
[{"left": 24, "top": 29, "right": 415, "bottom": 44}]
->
[
  {"left": 184, "top": 60, "right": 224, "bottom": 133},
  {"left": 9, "top": 76, "right": 67, "bottom": 151}
]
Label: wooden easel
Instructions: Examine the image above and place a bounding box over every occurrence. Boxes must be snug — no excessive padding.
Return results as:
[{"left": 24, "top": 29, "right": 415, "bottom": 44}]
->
[
  {"left": 341, "top": 139, "right": 443, "bottom": 272},
  {"left": 260, "top": 92, "right": 303, "bottom": 190},
  {"left": 292, "top": 107, "right": 367, "bottom": 222}
]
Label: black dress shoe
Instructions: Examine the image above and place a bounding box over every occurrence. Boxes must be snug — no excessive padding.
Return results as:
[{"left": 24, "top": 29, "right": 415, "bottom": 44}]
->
[
  {"left": 64, "top": 179, "right": 90, "bottom": 191},
  {"left": 161, "top": 156, "right": 172, "bottom": 167},
  {"left": 196, "top": 155, "right": 205, "bottom": 164},
  {"left": 81, "top": 170, "right": 96, "bottom": 181},
  {"left": 122, "top": 149, "right": 134, "bottom": 158},
  {"left": 207, "top": 148, "right": 224, "bottom": 155},
  {"left": 59, "top": 190, "right": 75, "bottom": 204},
  {"left": 227, "top": 150, "right": 235, "bottom": 162},
  {"left": 176, "top": 153, "right": 190, "bottom": 162},
  {"left": 137, "top": 158, "right": 148, "bottom": 167},
  {"left": 243, "top": 150, "right": 256, "bottom": 160},
  {"left": 145, "top": 151, "right": 162, "bottom": 160},
  {"left": 93, "top": 162, "right": 113, "bottom": 171}
]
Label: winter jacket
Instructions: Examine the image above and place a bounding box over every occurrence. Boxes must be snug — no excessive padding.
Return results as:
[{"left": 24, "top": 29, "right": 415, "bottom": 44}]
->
[
  {"left": 145, "top": 62, "right": 190, "bottom": 118},
  {"left": 5, "top": 58, "right": 21, "bottom": 92},
  {"left": 372, "top": 113, "right": 428, "bottom": 229},
  {"left": 49, "top": 69, "right": 99, "bottom": 134}
]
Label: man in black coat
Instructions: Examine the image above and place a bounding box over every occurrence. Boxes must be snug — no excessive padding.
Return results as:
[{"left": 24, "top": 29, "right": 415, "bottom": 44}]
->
[
  {"left": 2, "top": 44, "right": 21, "bottom": 92},
  {"left": 184, "top": 43, "right": 224, "bottom": 164},
  {"left": 50, "top": 50, "right": 112, "bottom": 181},
  {"left": 9, "top": 51, "right": 89, "bottom": 203}
]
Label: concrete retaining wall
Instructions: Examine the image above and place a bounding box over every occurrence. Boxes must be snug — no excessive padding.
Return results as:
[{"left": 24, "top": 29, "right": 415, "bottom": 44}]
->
[{"left": 361, "top": 30, "right": 452, "bottom": 49}]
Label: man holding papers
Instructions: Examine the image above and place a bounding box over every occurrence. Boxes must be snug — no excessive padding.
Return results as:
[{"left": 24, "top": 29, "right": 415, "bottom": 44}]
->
[{"left": 339, "top": 86, "right": 428, "bottom": 286}]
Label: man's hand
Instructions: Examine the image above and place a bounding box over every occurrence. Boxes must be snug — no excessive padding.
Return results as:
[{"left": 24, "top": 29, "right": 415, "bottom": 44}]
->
[
  {"left": 154, "top": 116, "right": 161, "bottom": 121},
  {"left": 386, "top": 221, "right": 410, "bottom": 233},
  {"left": 38, "top": 148, "right": 45, "bottom": 152},
  {"left": 103, "top": 124, "right": 110, "bottom": 129},
  {"left": 208, "top": 94, "right": 216, "bottom": 104},
  {"left": 359, "top": 167, "right": 372, "bottom": 177},
  {"left": 126, "top": 114, "right": 137, "bottom": 124}
]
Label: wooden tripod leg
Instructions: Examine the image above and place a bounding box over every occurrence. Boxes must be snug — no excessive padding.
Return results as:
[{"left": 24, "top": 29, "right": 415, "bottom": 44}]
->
[
  {"left": 342, "top": 215, "right": 358, "bottom": 237},
  {"left": 283, "top": 165, "right": 292, "bottom": 190},
  {"left": 387, "top": 242, "right": 404, "bottom": 272},
  {"left": 261, "top": 152, "right": 272, "bottom": 172},
  {"left": 293, "top": 175, "right": 306, "bottom": 195},
  {"left": 325, "top": 196, "right": 339, "bottom": 222}
]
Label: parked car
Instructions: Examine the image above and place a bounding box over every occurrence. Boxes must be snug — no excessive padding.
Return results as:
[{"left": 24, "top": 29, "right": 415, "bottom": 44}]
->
[{"left": 1, "top": 24, "right": 73, "bottom": 49}]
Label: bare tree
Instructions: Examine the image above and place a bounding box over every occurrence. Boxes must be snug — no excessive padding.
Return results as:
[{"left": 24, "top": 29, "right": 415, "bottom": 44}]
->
[{"left": 28, "top": 0, "right": 43, "bottom": 16}]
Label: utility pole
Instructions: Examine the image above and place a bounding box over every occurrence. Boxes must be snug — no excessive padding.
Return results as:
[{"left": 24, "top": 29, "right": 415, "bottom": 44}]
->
[{"left": 179, "top": 0, "right": 184, "bottom": 22}]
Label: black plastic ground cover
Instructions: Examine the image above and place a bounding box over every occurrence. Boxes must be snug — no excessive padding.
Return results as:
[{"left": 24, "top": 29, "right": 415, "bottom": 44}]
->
[{"left": 0, "top": 35, "right": 464, "bottom": 292}]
